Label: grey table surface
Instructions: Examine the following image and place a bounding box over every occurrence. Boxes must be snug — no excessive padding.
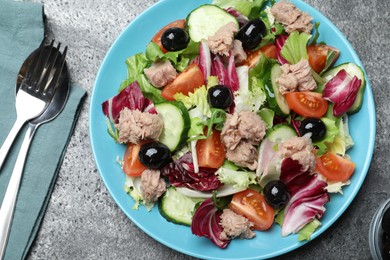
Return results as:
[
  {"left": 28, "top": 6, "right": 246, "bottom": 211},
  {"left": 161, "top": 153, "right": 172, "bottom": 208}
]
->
[{"left": 21, "top": 0, "right": 388, "bottom": 259}]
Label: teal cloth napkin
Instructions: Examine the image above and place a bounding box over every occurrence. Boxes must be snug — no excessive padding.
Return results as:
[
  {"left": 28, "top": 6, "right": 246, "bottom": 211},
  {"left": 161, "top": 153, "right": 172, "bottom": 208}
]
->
[{"left": 0, "top": 0, "right": 86, "bottom": 259}]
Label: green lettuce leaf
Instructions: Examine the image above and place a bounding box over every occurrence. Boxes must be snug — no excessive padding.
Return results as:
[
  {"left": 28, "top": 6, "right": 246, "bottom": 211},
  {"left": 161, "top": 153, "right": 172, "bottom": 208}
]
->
[
  {"left": 179, "top": 39, "right": 200, "bottom": 56},
  {"left": 235, "top": 64, "right": 267, "bottom": 113},
  {"left": 248, "top": 0, "right": 267, "bottom": 20},
  {"left": 312, "top": 69, "right": 327, "bottom": 86},
  {"left": 248, "top": 55, "right": 273, "bottom": 101},
  {"left": 206, "top": 108, "right": 226, "bottom": 133},
  {"left": 222, "top": 160, "right": 240, "bottom": 170},
  {"left": 338, "top": 115, "right": 354, "bottom": 150},
  {"left": 174, "top": 56, "right": 191, "bottom": 72},
  {"left": 216, "top": 167, "right": 257, "bottom": 189},
  {"left": 297, "top": 219, "right": 321, "bottom": 241},
  {"left": 248, "top": 53, "right": 276, "bottom": 82},
  {"left": 235, "top": 65, "right": 266, "bottom": 113},
  {"left": 274, "top": 208, "right": 285, "bottom": 226},
  {"left": 212, "top": 0, "right": 262, "bottom": 17},
  {"left": 212, "top": 192, "right": 233, "bottom": 210},
  {"left": 320, "top": 49, "right": 339, "bottom": 75},
  {"left": 135, "top": 74, "right": 165, "bottom": 104},
  {"left": 188, "top": 116, "right": 205, "bottom": 140},
  {"left": 258, "top": 108, "right": 274, "bottom": 129},
  {"left": 124, "top": 176, "right": 154, "bottom": 211},
  {"left": 207, "top": 76, "right": 219, "bottom": 87},
  {"left": 145, "top": 41, "right": 164, "bottom": 61},
  {"left": 145, "top": 40, "right": 199, "bottom": 72},
  {"left": 119, "top": 53, "right": 151, "bottom": 91},
  {"left": 248, "top": 55, "right": 280, "bottom": 113},
  {"left": 327, "top": 115, "right": 354, "bottom": 155},
  {"left": 235, "top": 84, "right": 267, "bottom": 113},
  {"left": 105, "top": 117, "right": 119, "bottom": 142},
  {"left": 174, "top": 83, "right": 226, "bottom": 141},
  {"left": 173, "top": 85, "right": 212, "bottom": 117},
  {"left": 313, "top": 117, "right": 339, "bottom": 156},
  {"left": 309, "top": 22, "right": 321, "bottom": 45},
  {"left": 259, "top": 7, "right": 284, "bottom": 46},
  {"left": 280, "top": 32, "right": 311, "bottom": 64},
  {"left": 274, "top": 208, "right": 321, "bottom": 241},
  {"left": 187, "top": 107, "right": 207, "bottom": 142},
  {"left": 125, "top": 53, "right": 151, "bottom": 84}
]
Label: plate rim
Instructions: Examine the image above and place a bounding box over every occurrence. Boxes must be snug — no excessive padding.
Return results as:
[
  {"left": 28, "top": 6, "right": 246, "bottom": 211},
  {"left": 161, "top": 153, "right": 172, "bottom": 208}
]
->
[{"left": 89, "top": 0, "right": 376, "bottom": 259}]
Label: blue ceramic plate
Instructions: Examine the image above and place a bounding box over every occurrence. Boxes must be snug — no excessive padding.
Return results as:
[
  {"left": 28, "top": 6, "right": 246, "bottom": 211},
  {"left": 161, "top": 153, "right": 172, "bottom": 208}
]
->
[{"left": 89, "top": 0, "right": 376, "bottom": 259}]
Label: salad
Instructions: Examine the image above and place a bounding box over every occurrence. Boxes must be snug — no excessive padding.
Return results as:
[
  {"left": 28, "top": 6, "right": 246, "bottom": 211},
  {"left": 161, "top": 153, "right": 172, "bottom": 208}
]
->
[{"left": 101, "top": 0, "right": 366, "bottom": 249}]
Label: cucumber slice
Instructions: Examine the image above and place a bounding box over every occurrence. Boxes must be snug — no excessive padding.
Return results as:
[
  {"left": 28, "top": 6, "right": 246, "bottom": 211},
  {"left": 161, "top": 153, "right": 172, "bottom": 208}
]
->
[
  {"left": 266, "top": 124, "right": 297, "bottom": 143},
  {"left": 186, "top": 4, "right": 239, "bottom": 42},
  {"left": 158, "top": 186, "right": 204, "bottom": 226},
  {"left": 263, "top": 64, "right": 290, "bottom": 116},
  {"left": 270, "top": 64, "right": 290, "bottom": 115},
  {"left": 155, "top": 101, "right": 190, "bottom": 151},
  {"left": 322, "top": 62, "right": 366, "bottom": 114}
]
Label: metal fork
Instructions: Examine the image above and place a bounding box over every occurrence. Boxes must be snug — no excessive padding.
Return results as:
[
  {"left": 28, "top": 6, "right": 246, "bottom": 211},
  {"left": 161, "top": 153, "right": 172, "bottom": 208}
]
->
[
  {"left": 0, "top": 43, "right": 68, "bottom": 259},
  {"left": 0, "top": 39, "right": 61, "bottom": 170}
]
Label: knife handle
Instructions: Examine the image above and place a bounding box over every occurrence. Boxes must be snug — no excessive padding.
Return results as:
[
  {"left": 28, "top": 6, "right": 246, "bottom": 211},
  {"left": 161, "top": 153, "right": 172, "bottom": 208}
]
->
[
  {"left": 0, "top": 117, "right": 26, "bottom": 171},
  {"left": 0, "top": 125, "right": 35, "bottom": 259}
]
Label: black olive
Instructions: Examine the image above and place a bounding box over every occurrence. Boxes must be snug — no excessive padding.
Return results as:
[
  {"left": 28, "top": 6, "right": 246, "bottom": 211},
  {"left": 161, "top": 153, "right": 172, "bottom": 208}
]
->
[
  {"left": 384, "top": 232, "right": 390, "bottom": 244},
  {"left": 138, "top": 141, "right": 172, "bottom": 169},
  {"left": 383, "top": 207, "right": 390, "bottom": 233},
  {"left": 263, "top": 180, "right": 290, "bottom": 209},
  {"left": 207, "top": 85, "right": 233, "bottom": 109},
  {"left": 235, "top": 19, "right": 266, "bottom": 50},
  {"left": 383, "top": 241, "right": 390, "bottom": 260},
  {"left": 299, "top": 118, "right": 327, "bottom": 142},
  {"left": 161, "top": 27, "right": 190, "bottom": 52}
]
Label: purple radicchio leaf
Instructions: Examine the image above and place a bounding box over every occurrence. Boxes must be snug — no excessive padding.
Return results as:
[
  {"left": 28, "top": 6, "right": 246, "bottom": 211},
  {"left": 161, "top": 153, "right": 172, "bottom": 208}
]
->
[
  {"left": 322, "top": 69, "right": 362, "bottom": 117},
  {"left": 143, "top": 98, "right": 157, "bottom": 114},
  {"left": 280, "top": 158, "right": 330, "bottom": 236},
  {"left": 199, "top": 41, "right": 212, "bottom": 83},
  {"left": 290, "top": 117, "right": 302, "bottom": 137},
  {"left": 211, "top": 55, "right": 229, "bottom": 86},
  {"left": 101, "top": 81, "right": 156, "bottom": 123},
  {"left": 161, "top": 152, "right": 223, "bottom": 191},
  {"left": 191, "top": 198, "right": 229, "bottom": 248},
  {"left": 225, "top": 7, "right": 249, "bottom": 27},
  {"left": 227, "top": 51, "right": 240, "bottom": 92},
  {"left": 281, "top": 192, "right": 329, "bottom": 236},
  {"left": 275, "top": 35, "right": 289, "bottom": 65},
  {"left": 211, "top": 53, "right": 239, "bottom": 92}
]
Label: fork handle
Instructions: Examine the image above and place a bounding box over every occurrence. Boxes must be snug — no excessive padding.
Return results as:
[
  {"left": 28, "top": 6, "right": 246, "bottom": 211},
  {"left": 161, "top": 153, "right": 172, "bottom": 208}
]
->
[
  {"left": 0, "top": 124, "right": 35, "bottom": 259},
  {"left": 0, "top": 117, "right": 26, "bottom": 171}
]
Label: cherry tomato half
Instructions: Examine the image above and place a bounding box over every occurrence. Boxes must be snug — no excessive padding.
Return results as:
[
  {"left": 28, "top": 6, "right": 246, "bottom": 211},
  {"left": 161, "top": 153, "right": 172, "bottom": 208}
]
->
[
  {"left": 316, "top": 151, "right": 356, "bottom": 182},
  {"left": 122, "top": 141, "right": 149, "bottom": 177},
  {"left": 229, "top": 189, "right": 275, "bottom": 231},
  {"left": 285, "top": 91, "right": 328, "bottom": 118},
  {"left": 196, "top": 128, "right": 225, "bottom": 169},
  {"left": 161, "top": 64, "right": 204, "bottom": 101},
  {"left": 307, "top": 44, "right": 340, "bottom": 74},
  {"left": 241, "top": 44, "right": 278, "bottom": 68},
  {"left": 151, "top": 19, "right": 185, "bottom": 53}
]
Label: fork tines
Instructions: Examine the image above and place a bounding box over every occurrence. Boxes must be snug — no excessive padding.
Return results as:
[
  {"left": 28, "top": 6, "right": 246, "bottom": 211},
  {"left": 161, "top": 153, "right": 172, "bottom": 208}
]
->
[
  {"left": 20, "top": 37, "right": 68, "bottom": 101},
  {"left": 22, "top": 38, "right": 46, "bottom": 86},
  {"left": 45, "top": 45, "right": 68, "bottom": 97}
]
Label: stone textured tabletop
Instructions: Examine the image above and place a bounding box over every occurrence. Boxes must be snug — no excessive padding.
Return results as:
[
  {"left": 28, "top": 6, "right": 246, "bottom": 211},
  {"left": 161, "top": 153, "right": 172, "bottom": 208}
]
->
[{"left": 22, "top": 0, "right": 388, "bottom": 259}]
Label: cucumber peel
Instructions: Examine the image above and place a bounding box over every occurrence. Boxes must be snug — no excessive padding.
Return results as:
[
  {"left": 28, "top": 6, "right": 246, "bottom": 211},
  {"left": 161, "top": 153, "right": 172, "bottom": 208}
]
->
[
  {"left": 155, "top": 101, "right": 190, "bottom": 151},
  {"left": 322, "top": 62, "right": 366, "bottom": 114},
  {"left": 159, "top": 186, "right": 204, "bottom": 226},
  {"left": 270, "top": 64, "right": 290, "bottom": 115},
  {"left": 186, "top": 4, "right": 239, "bottom": 42},
  {"left": 266, "top": 124, "right": 297, "bottom": 143}
]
